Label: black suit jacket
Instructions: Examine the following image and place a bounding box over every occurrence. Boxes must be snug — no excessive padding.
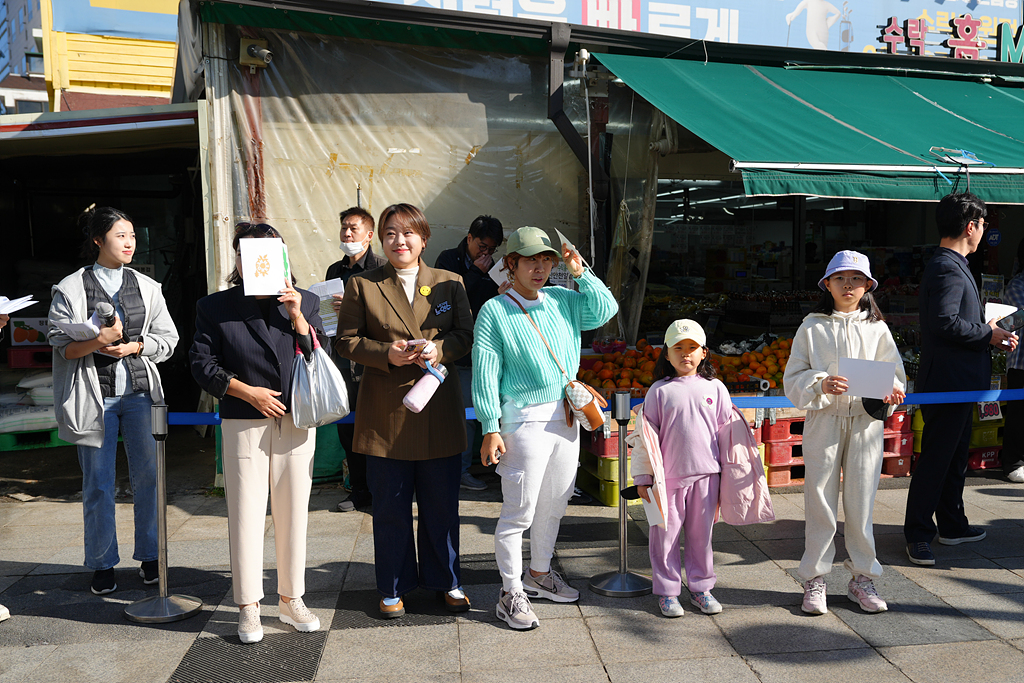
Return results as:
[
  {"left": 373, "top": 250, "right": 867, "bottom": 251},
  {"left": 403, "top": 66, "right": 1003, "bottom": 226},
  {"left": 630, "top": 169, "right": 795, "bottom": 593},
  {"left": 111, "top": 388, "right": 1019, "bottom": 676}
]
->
[
  {"left": 434, "top": 237, "right": 499, "bottom": 320},
  {"left": 189, "top": 285, "right": 326, "bottom": 420},
  {"left": 917, "top": 247, "right": 992, "bottom": 393}
]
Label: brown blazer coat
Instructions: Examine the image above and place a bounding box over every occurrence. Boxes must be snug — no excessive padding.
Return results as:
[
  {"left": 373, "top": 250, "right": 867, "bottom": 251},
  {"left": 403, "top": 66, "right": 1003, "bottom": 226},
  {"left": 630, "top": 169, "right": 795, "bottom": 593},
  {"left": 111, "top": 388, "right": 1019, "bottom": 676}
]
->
[{"left": 335, "top": 260, "right": 474, "bottom": 460}]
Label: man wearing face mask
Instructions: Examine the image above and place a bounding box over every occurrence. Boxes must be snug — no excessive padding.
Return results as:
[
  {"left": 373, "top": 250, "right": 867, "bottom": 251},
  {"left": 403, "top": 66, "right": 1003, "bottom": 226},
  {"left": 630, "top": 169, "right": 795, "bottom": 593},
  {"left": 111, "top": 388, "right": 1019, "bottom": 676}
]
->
[{"left": 327, "top": 207, "right": 388, "bottom": 512}]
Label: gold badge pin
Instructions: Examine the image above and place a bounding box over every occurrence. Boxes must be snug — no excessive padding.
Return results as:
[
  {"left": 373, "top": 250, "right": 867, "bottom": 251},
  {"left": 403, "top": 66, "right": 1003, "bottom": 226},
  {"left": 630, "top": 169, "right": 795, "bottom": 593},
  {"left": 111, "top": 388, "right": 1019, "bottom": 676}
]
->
[{"left": 419, "top": 285, "right": 432, "bottom": 296}]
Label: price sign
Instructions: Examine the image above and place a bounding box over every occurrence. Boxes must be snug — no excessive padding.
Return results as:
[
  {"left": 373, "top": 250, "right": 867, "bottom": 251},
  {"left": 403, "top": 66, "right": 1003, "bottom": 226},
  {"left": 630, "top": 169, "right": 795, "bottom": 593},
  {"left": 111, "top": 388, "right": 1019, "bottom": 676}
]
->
[{"left": 977, "top": 401, "right": 1002, "bottom": 422}]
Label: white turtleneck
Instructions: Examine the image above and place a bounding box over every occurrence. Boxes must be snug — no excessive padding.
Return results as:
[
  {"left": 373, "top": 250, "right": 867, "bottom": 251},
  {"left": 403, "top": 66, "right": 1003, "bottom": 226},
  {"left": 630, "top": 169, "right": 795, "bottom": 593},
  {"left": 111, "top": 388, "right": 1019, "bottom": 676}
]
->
[{"left": 396, "top": 266, "right": 419, "bottom": 305}]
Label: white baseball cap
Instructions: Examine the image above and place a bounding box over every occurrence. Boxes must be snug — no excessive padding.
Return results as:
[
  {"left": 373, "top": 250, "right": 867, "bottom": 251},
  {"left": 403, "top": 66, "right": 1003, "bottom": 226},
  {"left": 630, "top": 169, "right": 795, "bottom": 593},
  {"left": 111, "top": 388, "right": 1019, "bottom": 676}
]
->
[{"left": 665, "top": 319, "right": 707, "bottom": 349}]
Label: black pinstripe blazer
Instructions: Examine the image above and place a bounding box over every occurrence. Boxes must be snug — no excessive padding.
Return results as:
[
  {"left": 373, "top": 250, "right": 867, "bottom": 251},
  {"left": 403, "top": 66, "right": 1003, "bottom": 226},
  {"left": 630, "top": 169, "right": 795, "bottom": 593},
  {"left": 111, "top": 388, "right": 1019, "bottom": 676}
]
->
[{"left": 190, "top": 285, "right": 326, "bottom": 420}]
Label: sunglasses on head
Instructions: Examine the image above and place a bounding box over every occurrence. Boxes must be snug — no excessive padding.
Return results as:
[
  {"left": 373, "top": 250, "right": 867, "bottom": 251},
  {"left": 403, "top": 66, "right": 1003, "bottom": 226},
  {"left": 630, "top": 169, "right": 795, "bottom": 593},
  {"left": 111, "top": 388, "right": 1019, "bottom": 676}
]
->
[{"left": 235, "top": 222, "right": 278, "bottom": 237}]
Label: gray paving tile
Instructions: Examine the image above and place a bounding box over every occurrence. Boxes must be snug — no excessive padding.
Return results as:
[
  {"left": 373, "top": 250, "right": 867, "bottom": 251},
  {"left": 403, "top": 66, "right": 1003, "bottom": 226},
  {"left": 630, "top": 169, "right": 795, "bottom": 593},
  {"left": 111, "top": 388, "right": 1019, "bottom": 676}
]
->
[
  {"left": 732, "top": 518, "right": 806, "bottom": 542},
  {"left": 942, "top": 591, "right": 1024, "bottom": 640},
  {"left": 457, "top": 582, "right": 582, "bottom": 624},
  {"left": 712, "top": 539, "right": 772, "bottom": 567},
  {"left": 458, "top": 617, "right": 600, "bottom": 671},
  {"left": 878, "top": 640, "right": 1024, "bottom": 683},
  {"left": 606, "top": 656, "right": 758, "bottom": 683},
  {"left": 712, "top": 562, "right": 803, "bottom": 608},
  {"left": 586, "top": 611, "right": 735, "bottom": 663},
  {"left": 893, "top": 557, "right": 1024, "bottom": 596},
  {"left": 713, "top": 605, "right": 868, "bottom": 655},
  {"left": 0, "top": 644, "right": 56, "bottom": 682},
  {"left": 463, "top": 664, "right": 610, "bottom": 683},
  {"left": 316, "top": 674, "right": 461, "bottom": 683},
  {"left": 318, "top": 623, "right": 460, "bottom": 678},
  {"left": 752, "top": 537, "right": 806, "bottom": 568},
  {"left": 0, "top": 525, "right": 81, "bottom": 550},
  {"left": 20, "top": 636, "right": 195, "bottom": 683},
  {"left": 743, "top": 649, "right": 913, "bottom": 683}
]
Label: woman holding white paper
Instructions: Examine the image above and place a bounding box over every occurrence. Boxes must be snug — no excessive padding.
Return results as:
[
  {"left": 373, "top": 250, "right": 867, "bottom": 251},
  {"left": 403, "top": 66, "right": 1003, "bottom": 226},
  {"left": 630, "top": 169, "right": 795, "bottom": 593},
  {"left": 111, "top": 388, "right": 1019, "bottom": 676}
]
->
[
  {"left": 190, "top": 221, "right": 327, "bottom": 644},
  {"left": 49, "top": 206, "right": 178, "bottom": 596},
  {"left": 783, "top": 250, "right": 906, "bottom": 616}
]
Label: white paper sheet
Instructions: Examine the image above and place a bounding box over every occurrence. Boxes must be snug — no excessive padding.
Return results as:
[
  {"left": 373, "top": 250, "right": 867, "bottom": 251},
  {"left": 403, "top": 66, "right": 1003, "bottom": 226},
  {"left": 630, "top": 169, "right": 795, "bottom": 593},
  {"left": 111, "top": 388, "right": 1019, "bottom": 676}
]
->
[
  {"left": 488, "top": 257, "right": 509, "bottom": 287},
  {"left": 985, "top": 302, "right": 1017, "bottom": 323},
  {"left": 53, "top": 319, "right": 101, "bottom": 342},
  {"left": 307, "top": 278, "right": 345, "bottom": 336},
  {"left": 0, "top": 295, "right": 38, "bottom": 315},
  {"left": 641, "top": 493, "right": 664, "bottom": 527},
  {"left": 837, "top": 357, "right": 897, "bottom": 399},
  {"left": 241, "top": 238, "right": 290, "bottom": 297}
]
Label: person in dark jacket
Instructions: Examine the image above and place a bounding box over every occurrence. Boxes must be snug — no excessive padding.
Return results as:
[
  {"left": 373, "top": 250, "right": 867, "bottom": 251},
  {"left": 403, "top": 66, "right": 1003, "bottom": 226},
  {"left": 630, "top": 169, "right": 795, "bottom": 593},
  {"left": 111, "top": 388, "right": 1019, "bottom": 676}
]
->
[
  {"left": 326, "top": 207, "right": 388, "bottom": 512},
  {"left": 905, "top": 192, "right": 1018, "bottom": 567},
  {"left": 434, "top": 215, "right": 505, "bottom": 491}
]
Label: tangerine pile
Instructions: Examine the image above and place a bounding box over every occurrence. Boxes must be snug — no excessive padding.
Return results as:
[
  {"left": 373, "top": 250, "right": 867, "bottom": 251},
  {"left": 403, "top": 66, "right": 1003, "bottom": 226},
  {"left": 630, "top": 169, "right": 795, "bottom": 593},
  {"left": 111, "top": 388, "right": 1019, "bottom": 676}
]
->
[
  {"left": 577, "top": 338, "right": 661, "bottom": 395},
  {"left": 711, "top": 337, "right": 793, "bottom": 390}
]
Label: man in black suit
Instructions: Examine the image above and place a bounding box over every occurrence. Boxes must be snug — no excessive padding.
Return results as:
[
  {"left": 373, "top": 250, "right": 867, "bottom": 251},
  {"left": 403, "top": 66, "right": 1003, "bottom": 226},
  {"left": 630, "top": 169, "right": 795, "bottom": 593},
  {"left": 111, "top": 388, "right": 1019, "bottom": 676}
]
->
[
  {"left": 905, "top": 192, "right": 1018, "bottom": 565},
  {"left": 327, "top": 207, "right": 388, "bottom": 512}
]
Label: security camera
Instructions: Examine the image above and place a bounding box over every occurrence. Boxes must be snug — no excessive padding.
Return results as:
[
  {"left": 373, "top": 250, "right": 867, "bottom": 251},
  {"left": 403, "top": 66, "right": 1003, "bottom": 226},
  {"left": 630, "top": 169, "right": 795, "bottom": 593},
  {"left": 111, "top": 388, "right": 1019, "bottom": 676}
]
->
[{"left": 247, "top": 44, "right": 273, "bottom": 64}]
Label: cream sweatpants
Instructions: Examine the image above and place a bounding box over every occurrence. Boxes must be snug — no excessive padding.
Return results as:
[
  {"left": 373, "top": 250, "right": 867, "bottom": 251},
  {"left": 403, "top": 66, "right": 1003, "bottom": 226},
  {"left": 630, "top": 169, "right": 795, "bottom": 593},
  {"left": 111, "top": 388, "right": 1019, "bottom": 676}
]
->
[
  {"left": 494, "top": 418, "right": 579, "bottom": 593},
  {"left": 221, "top": 417, "right": 316, "bottom": 605},
  {"left": 798, "top": 411, "right": 885, "bottom": 581}
]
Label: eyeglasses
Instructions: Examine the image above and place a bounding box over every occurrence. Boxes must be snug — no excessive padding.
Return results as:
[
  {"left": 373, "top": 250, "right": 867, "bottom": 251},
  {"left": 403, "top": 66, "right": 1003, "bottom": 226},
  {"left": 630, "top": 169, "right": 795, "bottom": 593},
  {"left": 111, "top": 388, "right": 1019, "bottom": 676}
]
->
[
  {"left": 473, "top": 237, "right": 498, "bottom": 254},
  {"left": 830, "top": 275, "right": 868, "bottom": 287}
]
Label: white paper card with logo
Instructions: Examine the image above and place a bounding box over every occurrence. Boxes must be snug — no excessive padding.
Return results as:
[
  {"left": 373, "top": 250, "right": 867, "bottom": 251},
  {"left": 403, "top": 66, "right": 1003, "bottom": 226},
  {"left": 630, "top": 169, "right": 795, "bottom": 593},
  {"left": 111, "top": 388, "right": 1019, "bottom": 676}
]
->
[{"left": 241, "top": 238, "right": 291, "bottom": 297}]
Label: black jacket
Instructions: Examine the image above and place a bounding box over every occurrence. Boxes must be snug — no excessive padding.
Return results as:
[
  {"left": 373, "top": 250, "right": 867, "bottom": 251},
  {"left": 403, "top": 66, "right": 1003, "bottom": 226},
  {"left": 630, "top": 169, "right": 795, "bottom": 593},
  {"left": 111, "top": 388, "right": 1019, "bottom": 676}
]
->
[
  {"left": 434, "top": 237, "right": 498, "bottom": 320},
  {"left": 190, "top": 285, "right": 326, "bottom": 420},
  {"left": 325, "top": 245, "right": 388, "bottom": 287},
  {"left": 917, "top": 247, "right": 992, "bottom": 393}
]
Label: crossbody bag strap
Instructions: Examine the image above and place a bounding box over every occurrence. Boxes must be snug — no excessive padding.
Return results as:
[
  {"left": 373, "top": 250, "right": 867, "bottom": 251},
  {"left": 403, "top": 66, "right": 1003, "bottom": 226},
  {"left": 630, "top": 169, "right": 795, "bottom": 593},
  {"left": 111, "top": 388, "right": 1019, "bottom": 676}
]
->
[{"left": 505, "top": 293, "right": 570, "bottom": 381}]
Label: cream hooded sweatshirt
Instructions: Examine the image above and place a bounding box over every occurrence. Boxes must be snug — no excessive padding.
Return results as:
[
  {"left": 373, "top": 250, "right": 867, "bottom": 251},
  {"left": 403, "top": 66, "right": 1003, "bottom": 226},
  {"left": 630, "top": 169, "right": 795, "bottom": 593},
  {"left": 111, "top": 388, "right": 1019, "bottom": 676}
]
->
[{"left": 783, "top": 310, "right": 906, "bottom": 417}]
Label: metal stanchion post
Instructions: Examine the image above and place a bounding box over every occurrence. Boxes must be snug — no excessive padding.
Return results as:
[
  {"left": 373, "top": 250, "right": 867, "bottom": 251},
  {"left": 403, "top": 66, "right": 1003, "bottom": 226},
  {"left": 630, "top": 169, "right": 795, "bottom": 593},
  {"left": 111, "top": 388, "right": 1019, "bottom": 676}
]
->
[
  {"left": 589, "top": 391, "right": 653, "bottom": 597},
  {"left": 125, "top": 404, "right": 203, "bottom": 623}
]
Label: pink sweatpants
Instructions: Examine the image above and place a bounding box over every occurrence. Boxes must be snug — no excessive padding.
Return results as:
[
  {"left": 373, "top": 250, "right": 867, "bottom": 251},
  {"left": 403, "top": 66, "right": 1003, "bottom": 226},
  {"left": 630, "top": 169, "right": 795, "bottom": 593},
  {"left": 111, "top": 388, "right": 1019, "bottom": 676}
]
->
[{"left": 649, "top": 473, "right": 719, "bottom": 596}]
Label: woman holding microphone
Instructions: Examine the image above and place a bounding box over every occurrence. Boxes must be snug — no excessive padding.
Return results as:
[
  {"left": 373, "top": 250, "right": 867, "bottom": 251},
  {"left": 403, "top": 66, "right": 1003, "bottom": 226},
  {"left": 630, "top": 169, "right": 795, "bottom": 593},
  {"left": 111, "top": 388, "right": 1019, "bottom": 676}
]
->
[
  {"left": 336, "top": 203, "right": 474, "bottom": 619},
  {"left": 190, "top": 221, "right": 326, "bottom": 644}
]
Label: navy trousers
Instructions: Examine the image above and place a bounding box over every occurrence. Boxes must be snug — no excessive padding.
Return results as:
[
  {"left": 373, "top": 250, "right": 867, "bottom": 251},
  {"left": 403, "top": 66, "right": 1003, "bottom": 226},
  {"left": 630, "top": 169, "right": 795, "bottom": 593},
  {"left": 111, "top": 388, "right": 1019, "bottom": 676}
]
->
[
  {"left": 366, "top": 453, "right": 462, "bottom": 598},
  {"left": 904, "top": 402, "right": 974, "bottom": 543}
]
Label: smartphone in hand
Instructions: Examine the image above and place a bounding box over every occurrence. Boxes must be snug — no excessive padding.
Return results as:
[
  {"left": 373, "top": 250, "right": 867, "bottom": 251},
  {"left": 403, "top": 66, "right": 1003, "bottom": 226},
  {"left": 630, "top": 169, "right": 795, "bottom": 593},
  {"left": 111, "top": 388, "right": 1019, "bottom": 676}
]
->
[
  {"left": 996, "top": 310, "right": 1024, "bottom": 332},
  {"left": 404, "top": 338, "right": 429, "bottom": 354}
]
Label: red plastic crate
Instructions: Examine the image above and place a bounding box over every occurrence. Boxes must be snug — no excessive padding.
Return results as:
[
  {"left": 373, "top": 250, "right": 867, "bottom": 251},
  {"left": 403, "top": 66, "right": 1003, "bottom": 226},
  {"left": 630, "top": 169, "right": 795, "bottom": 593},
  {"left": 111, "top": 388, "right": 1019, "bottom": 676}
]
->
[
  {"left": 764, "top": 441, "right": 804, "bottom": 466},
  {"left": 881, "top": 454, "right": 911, "bottom": 477},
  {"left": 7, "top": 347, "right": 52, "bottom": 369},
  {"left": 582, "top": 430, "right": 626, "bottom": 457},
  {"left": 883, "top": 433, "right": 913, "bottom": 458},
  {"left": 767, "top": 463, "right": 805, "bottom": 487},
  {"left": 968, "top": 447, "right": 1001, "bottom": 471},
  {"left": 884, "top": 410, "right": 912, "bottom": 433},
  {"left": 761, "top": 417, "right": 805, "bottom": 442}
]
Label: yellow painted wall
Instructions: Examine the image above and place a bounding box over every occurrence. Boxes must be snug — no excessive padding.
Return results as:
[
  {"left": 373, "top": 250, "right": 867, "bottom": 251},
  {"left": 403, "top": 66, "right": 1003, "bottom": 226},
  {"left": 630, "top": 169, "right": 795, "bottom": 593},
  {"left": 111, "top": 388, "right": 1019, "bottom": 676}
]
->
[{"left": 41, "top": 0, "right": 177, "bottom": 110}]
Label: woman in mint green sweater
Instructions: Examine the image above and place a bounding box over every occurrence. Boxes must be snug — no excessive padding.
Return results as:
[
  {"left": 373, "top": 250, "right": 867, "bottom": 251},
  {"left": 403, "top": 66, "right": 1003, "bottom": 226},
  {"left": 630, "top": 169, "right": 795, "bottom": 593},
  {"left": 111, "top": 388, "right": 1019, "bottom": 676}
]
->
[{"left": 472, "top": 226, "right": 617, "bottom": 630}]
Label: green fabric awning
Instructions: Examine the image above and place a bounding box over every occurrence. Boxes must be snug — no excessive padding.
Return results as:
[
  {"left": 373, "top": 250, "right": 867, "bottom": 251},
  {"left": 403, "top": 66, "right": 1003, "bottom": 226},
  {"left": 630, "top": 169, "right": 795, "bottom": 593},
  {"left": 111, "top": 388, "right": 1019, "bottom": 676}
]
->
[{"left": 596, "top": 53, "right": 1024, "bottom": 204}]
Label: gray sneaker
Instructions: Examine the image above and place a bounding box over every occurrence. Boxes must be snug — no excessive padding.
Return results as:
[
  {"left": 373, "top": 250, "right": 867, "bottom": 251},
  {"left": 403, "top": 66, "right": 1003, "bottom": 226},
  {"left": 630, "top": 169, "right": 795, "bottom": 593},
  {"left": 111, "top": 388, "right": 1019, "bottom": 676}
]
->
[
  {"left": 496, "top": 589, "right": 539, "bottom": 630},
  {"left": 522, "top": 568, "right": 580, "bottom": 603},
  {"left": 460, "top": 472, "right": 487, "bottom": 491}
]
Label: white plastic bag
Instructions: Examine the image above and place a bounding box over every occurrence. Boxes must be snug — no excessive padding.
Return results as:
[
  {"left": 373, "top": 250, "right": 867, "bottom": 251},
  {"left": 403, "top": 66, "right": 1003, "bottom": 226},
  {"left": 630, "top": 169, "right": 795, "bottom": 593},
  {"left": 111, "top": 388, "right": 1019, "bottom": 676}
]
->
[{"left": 290, "top": 335, "right": 350, "bottom": 429}]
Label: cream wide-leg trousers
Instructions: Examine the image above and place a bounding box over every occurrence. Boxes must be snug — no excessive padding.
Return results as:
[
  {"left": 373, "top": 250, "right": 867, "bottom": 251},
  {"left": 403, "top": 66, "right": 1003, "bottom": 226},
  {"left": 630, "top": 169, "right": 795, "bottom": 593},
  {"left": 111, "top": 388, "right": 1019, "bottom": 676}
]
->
[
  {"left": 221, "top": 417, "right": 315, "bottom": 605},
  {"left": 798, "top": 411, "right": 885, "bottom": 582}
]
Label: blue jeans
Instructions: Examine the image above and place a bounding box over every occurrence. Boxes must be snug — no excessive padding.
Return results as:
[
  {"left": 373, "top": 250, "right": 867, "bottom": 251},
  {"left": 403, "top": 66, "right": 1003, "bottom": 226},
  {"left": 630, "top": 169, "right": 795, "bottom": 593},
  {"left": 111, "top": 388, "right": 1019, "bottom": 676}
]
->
[
  {"left": 458, "top": 365, "right": 477, "bottom": 475},
  {"left": 77, "top": 392, "right": 158, "bottom": 570}
]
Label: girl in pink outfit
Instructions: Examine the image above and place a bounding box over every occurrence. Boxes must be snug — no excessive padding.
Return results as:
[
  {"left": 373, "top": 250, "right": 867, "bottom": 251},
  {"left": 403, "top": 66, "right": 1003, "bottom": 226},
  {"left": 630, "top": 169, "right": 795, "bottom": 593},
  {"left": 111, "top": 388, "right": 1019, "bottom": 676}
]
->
[{"left": 633, "top": 319, "right": 733, "bottom": 618}]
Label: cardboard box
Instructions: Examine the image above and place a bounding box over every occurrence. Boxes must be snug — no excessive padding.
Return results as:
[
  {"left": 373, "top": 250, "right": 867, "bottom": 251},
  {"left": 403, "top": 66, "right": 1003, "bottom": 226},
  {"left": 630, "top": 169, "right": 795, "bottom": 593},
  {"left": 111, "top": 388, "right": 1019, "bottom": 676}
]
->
[{"left": 9, "top": 318, "right": 49, "bottom": 346}]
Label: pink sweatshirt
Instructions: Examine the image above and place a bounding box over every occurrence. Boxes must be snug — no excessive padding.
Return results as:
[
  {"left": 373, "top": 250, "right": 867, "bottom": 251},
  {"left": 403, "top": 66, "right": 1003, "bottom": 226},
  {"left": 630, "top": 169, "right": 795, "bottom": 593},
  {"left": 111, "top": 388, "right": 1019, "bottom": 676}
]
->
[{"left": 640, "top": 375, "right": 733, "bottom": 489}]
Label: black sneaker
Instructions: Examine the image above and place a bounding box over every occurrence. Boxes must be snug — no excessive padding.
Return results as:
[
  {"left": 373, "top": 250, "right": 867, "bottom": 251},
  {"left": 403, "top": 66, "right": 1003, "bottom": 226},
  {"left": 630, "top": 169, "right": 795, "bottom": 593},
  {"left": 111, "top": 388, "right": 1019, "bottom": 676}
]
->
[
  {"left": 937, "top": 526, "right": 987, "bottom": 546},
  {"left": 907, "top": 542, "right": 936, "bottom": 566},
  {"left": 91, "top": 568, "right": 117, "bottom": 595},
  {"left": 139, "top": 560, "right": 159, "bottom": 585},
  {"left": 336, "top": 490, "right": 372, "bottom": 513},
  {"left": 569, "top": 486, "right": 593, "bottom": 505}
]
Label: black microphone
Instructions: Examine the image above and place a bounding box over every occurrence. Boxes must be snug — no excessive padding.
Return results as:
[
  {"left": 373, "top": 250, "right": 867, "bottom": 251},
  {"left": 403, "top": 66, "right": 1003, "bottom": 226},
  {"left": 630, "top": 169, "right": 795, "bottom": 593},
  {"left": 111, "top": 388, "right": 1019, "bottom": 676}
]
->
[{"left": 95, "top": 302, "right": 129, "bottom": 345}]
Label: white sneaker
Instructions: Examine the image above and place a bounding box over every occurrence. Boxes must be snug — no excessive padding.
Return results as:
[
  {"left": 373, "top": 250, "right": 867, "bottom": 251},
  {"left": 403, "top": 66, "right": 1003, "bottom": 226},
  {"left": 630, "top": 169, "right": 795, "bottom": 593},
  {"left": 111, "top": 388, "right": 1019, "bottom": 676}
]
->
[
  {"left": 522, "top": 568, "right": 580, "bottom": 603},
  {"left": 1008, "top": 466, "right": 1024, "bottom": 483},
  {"left": 238, "top": 604, "right": 263, "bottom": 644},
  {"left": 689, "top": 591, "right": 723, "bottom": 615},
  {"left": 0, "top": 604, "right": 9, "bottom": 622},
  {"left": 496, "top": 589, "right": 540, "bottom": 630},
  {"left": 279, "top": 597, "right": 320, "bottom": 632}
]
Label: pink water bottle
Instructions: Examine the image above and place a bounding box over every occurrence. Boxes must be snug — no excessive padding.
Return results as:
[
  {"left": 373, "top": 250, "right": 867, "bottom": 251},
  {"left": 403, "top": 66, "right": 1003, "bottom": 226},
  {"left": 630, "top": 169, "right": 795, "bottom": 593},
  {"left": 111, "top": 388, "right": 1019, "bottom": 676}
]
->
[{"left": 403, "top": 363, "right": 448, "bottom": 413}]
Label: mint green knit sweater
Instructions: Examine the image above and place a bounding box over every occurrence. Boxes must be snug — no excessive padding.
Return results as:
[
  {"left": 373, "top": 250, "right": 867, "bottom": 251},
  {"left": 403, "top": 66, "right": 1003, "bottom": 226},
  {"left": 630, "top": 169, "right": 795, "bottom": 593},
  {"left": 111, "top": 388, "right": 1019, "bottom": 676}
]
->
[{"left": 471, "top": 270, "right": 618, "bottom": 435}]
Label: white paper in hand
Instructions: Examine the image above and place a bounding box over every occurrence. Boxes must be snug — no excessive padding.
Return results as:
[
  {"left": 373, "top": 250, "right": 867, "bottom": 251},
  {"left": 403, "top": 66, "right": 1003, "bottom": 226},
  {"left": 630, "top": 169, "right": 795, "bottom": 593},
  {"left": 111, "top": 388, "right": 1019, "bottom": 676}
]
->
[
  {"left": 241, "top": 238, "right": 288, "bottom": 296},
  {"left": 837, "top": 357, "right": 896, "bottom": 399},
  {"left": 985, "top": 302, "right": 1017, "bottom": 323},
  {"left": 641, "top": 493, "right": 664, "bottom": 527},
  {"left": 488, "top": 258, "right": 509, "bottom": 287}
]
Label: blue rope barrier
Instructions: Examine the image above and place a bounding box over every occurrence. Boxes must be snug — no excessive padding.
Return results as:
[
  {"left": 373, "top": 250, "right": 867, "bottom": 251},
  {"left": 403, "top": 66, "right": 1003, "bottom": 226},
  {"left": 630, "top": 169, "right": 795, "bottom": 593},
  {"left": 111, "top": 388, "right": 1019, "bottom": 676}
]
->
[{"left": 165, "top": 388, "right": 1023, "bottom": 427}]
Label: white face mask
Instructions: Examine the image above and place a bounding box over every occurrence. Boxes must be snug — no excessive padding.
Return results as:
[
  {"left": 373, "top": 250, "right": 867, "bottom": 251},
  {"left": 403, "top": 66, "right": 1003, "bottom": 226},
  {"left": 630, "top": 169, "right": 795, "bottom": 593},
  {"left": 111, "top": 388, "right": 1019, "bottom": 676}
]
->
[{"left": 339, "top": 240, "right": 367, "bottom": 257}]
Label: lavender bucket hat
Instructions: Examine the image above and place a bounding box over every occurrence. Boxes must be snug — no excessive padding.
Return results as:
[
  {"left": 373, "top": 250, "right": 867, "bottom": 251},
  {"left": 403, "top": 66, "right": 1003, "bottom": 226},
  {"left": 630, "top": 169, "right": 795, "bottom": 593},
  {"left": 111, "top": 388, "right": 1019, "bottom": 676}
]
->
[{"left": 818, "top": 250, "right": 878, "bottom": 292}]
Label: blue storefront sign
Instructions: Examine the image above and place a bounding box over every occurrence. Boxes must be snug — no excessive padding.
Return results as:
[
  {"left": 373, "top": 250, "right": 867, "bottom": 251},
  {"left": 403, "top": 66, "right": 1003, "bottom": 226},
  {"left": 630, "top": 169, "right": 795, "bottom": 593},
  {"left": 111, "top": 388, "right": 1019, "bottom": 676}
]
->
[{"left": 988, "top": 228, "right": 1002, "bottom": 247}]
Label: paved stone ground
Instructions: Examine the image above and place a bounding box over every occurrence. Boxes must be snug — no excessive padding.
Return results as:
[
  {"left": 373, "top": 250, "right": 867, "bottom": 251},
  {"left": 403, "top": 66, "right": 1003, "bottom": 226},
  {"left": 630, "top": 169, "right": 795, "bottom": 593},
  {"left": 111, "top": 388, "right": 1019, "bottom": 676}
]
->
[{"left": 0, "top": 473, "right": 1022, "bottom": 683}]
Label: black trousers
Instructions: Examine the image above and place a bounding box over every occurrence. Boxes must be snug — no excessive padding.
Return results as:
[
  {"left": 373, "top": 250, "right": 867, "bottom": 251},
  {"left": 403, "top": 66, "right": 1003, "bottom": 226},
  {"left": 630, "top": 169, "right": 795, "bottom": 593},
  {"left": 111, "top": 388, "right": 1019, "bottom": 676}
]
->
[
  {"left": 336, "top": 423, "right": 370, "bottom": 496},
  {"left": 1001, "top": 368, "right": 1024, "bottom": 476},
  {"left": 366, "top": 453, "right": 462, "bottom": 598},
  {"left": 904, "top": 402, "right": 974, "bottom": 543}
]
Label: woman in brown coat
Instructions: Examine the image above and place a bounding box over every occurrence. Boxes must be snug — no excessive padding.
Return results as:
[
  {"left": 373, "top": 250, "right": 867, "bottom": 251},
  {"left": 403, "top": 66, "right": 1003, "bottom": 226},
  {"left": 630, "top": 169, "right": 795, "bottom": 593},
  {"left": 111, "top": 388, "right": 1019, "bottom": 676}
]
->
[{"left": 336, "top": 203, "right": 474, "bottom": 618}]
